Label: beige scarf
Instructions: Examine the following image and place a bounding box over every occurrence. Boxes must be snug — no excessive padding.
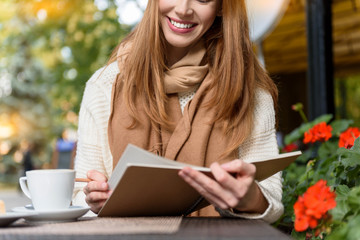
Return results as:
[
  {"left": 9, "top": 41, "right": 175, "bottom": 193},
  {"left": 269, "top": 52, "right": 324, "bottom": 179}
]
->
[
  {"left": 164, "top": 42, "right": 208, "bottom": 94},
  {"left": 108, "top": 41, "right": 238, "bottom": 216}
]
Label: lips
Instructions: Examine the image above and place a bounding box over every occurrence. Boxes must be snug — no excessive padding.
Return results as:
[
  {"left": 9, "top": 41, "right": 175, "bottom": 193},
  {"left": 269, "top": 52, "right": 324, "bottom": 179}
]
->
[
  {"left": 169, "top": 18, "right": 195, "bottom": 29},
  {"left": 167, "top": 17, "right": 197, "bottom": 33}
]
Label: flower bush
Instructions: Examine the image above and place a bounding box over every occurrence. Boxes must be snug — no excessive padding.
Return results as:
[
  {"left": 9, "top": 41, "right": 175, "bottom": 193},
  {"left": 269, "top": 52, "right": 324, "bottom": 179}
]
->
[
  {"left": 339, "top": 127, "right": 360, "bottom": 149},
  {"left": 276, "top": 103, "right": 360, "bottom": 240},
  {"left": 303, "top": 122, "right": 333, "bottom": 144},
  {"left": 294, "top": 180, "right": 336, "bottom": 233}
]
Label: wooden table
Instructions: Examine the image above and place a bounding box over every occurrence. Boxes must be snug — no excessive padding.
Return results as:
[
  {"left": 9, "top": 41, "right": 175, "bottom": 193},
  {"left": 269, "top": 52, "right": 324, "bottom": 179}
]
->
[{"left": 0, "top": 217, "right": 292, "bottom": 240}]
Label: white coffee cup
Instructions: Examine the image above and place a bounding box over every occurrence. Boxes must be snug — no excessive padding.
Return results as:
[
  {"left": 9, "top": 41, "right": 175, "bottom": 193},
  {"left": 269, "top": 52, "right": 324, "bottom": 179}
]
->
[{"left": 19, "top": 169, "right": 75, "bottom": 211}]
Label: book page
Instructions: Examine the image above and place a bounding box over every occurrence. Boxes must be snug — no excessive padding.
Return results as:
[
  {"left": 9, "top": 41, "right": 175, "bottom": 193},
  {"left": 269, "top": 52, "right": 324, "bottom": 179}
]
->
[
  {"left": 252, "top": 151, "right": 301, "bottom": 181},
  {"left": 108, "top": 144, "right": 210, "bottom": 189}
]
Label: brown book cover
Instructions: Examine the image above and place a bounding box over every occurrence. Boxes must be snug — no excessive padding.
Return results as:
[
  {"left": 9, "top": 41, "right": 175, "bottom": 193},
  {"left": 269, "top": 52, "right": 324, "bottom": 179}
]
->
[{"left": 98, "top": 144, "right": 301, "bottom": 217}]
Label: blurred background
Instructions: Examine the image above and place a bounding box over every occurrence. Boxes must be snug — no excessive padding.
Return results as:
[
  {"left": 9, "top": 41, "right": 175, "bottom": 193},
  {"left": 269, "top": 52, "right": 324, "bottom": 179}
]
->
[
  {"left": 0, "top": 0, "right": 143, "bottom": 190},
  {"left": 0, "top": 0, "right": 360, "bottom": 191}
]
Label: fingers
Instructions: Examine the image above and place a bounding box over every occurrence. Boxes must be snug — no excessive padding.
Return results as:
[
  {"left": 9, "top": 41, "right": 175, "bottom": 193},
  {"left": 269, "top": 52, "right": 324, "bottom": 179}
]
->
[
  {"left": 84, "top": 186, "right": 111, "bottom": 214},
  {"left": 83, "top": 170, "right": 110, "bottom": 213},
  {"left": 215, "top": 160, "right": 263, "bottom": 211},
  {"left": 86, "top": 199, "right": 107, "bottom": 214},
  {"left": 211, "top": 162, "right": 254, "bottom": 198},
  {"left": 179, "top": 167, "right": 237, "bottom": 209},
  {"left": 87, "top": 169, "right": 108, "bottom": 182},
  {"left": 179, "top": 160, "right": 259, "bottom": 211},
  {"left": 84, "top": 182, "right": 110, "bottom": 213},
  {"left": 220, "top": 160, "right": 256, "bottom": 177},
  {"left": 83, "top": 181, "right": 109, "bottom": 195},
  {"left": 83, "top": 170, "right": 109, "bottom": 195},
  {"left": 85, "top": 191, "right": 110, "bottom": 204}
]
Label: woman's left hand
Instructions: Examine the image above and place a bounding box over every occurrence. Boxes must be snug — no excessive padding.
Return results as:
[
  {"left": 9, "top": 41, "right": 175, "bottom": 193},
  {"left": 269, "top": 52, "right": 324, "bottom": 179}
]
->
[{"left": 178, "top": 160, "right": 268, "bottom": 213}]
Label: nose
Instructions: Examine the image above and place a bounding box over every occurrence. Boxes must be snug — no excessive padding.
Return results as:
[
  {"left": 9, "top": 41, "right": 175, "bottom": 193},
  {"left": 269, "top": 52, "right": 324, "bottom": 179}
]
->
[{"left": 175, "top": 0, "right": 194, "bottom": 17}]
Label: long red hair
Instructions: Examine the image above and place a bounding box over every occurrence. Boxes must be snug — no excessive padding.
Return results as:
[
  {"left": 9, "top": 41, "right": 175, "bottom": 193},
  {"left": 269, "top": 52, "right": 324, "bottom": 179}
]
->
[{"left": 108, "top": 0, "right": 278, "bottom": 155}]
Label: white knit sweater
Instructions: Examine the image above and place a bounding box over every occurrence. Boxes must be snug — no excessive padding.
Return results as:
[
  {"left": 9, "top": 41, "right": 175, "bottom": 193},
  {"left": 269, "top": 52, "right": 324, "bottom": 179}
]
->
[{"left": 73, "top": 62, "right": 284, "bottom": 223}]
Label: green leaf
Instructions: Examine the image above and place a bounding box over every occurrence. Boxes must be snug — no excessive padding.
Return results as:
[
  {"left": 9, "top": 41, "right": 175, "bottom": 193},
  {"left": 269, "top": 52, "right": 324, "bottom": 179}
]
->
[
  {"left": 291, "top": 230, "right": 307, "bottom": 240},
  {"left": 341, "top": 156, "right": 360, "bottom": 168},
  {"left": 351, "top": 137, "right": 360, "bottom": 153},
  {"left": 337, "top": 148, "right": 360, "bottom": 169},
  {"left": 330, "top": 216, "right": 360, "bottom": 240},
  {"left": 337, "top": 147, "right": 352, "bottom": 155},
  {"left": 347, "top": 166, "right": 360, "bottom": 186},
  {"left": 312, "top": 114, "right": 334, "bottom": 124},
  {"left": 327, "top": 223, "right": 348, "bottom": 240},
  {"left": 284, "top": 122, "right": 311, "bottom": 145},
  {"left": 337, "top": 139, "right": 360, "bottom": 168},
  {"left": 318, "top": 141, "right": 338, "bottom": 160},
  {"left": 336, "top": 185, "right": 351, "bottom": 200},
  {"left": 331, "top": 185, "right": 351, "bottom": 221},
  {"left": 331, "top": 119, "right": 354, "bottom": 136},
  {"left": 331, "top": 200, "right": 350, "bottom": 221},
  {"left": 347, "top": 215, "right": 360, "bottom": 240},
  {"left": 347, "top": 186, "right": 360, "bottom": 210},
  {"left": 296, "top": 148, "right": 314, "bottom": 163},
  {"left": 313, "top": 156, "right": 337, "bottom": 182}
]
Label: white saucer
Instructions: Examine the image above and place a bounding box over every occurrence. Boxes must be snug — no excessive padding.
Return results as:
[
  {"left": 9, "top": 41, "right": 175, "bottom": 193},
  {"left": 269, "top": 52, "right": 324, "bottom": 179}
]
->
[
  {"left": 11, "top": 205, "right": 90, "bottom": 222},
  {"left": 0, "top": 212, "right": 38, "bottom": 227}
]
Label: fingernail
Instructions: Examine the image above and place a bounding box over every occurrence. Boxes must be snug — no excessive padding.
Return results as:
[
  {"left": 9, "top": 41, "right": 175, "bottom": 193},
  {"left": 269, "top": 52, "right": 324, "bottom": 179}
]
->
[{"left": 102, "top": 182, "right": 107, "bottom": 189}]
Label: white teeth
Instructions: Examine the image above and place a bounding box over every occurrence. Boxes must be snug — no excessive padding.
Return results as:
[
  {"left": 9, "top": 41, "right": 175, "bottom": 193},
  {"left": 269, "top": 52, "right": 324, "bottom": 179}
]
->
[{"left": 170, "top": 19, "right": 194, "bottom": 29}]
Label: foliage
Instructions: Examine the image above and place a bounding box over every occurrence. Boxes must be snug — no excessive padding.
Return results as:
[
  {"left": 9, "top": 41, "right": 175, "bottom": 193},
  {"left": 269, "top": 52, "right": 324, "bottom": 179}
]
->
[
  {"left": 335, "top": 75, "right": 360, "bottom": 126},
  {"left": 293, "top": 180, "right": 336, "bottom": 233},
  {"left": 276, "top": 104, "right": 360, "bottom": 240},
  {"left": 0, "top": 0, "right": 131, "bottom": 180}
]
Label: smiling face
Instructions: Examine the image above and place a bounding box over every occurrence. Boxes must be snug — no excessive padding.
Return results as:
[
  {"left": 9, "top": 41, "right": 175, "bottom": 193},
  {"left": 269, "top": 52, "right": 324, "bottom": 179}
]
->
[{"left": 159, "top": 0, "right": 220, "bottom": 58}]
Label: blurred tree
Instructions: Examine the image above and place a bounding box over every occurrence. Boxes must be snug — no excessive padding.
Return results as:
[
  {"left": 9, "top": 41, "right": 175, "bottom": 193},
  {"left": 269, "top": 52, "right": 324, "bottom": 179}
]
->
[
  {"left": 0, "top": 0, "right": 54, "bottom": 170},
  {"left": 0, "top": 0, "right": 131, "bottom": 177}
]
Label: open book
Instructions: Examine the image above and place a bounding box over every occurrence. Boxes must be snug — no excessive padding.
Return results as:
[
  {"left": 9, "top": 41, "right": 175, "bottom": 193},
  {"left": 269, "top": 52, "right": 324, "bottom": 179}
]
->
[{"left": 98, "top": 144, "right": 301, "bottom": 217}]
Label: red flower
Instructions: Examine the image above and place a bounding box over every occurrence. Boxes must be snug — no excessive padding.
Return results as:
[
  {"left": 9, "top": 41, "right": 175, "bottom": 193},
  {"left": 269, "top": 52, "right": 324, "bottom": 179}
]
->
[
  {"left": 282, "top": 143, "right": 298, "bottom": 153},
  {"left": 303, "top": 122, "right": 332, "bottom": 144},
  {"left": 339, "top": 127, "right": 360, "bottom": 149},
  {"left": 294, "top": 180, "right": 336, "bottom": 232}
]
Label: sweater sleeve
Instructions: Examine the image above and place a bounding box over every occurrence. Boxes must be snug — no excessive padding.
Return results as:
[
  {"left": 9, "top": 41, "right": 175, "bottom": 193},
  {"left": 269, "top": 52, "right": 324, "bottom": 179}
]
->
[
  {"left": 217, "top": 89, "right": 284, "bottom": 223},
  {"left": 72, "top": 63, "right": 118, "bottom": 208}
]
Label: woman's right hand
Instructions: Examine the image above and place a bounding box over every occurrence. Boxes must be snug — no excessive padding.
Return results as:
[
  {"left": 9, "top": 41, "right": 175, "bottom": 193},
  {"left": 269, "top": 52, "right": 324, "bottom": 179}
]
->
[{"left": 83, "top": 169, "right": 111, "bottom": 213}]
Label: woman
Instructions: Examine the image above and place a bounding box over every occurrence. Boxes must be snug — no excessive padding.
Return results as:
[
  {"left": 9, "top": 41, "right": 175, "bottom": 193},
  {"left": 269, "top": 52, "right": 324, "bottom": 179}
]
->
[{"left": 73, "top": 0, "right": 283, "bottom": 223}]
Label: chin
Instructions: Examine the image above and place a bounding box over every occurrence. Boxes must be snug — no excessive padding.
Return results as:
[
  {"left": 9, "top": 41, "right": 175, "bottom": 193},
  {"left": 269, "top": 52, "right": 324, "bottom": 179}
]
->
[
  {"left": 165, "top": 35, "right": 198, "bottom": 49},
  {"left": 168, "top": 42, "right": 193, "bottom": 48}
]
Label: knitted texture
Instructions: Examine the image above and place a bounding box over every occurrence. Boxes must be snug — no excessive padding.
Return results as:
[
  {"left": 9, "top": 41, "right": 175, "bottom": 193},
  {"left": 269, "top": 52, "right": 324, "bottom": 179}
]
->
[{"left": 73, "top": 62, "right": 283, "bottom": 223}]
